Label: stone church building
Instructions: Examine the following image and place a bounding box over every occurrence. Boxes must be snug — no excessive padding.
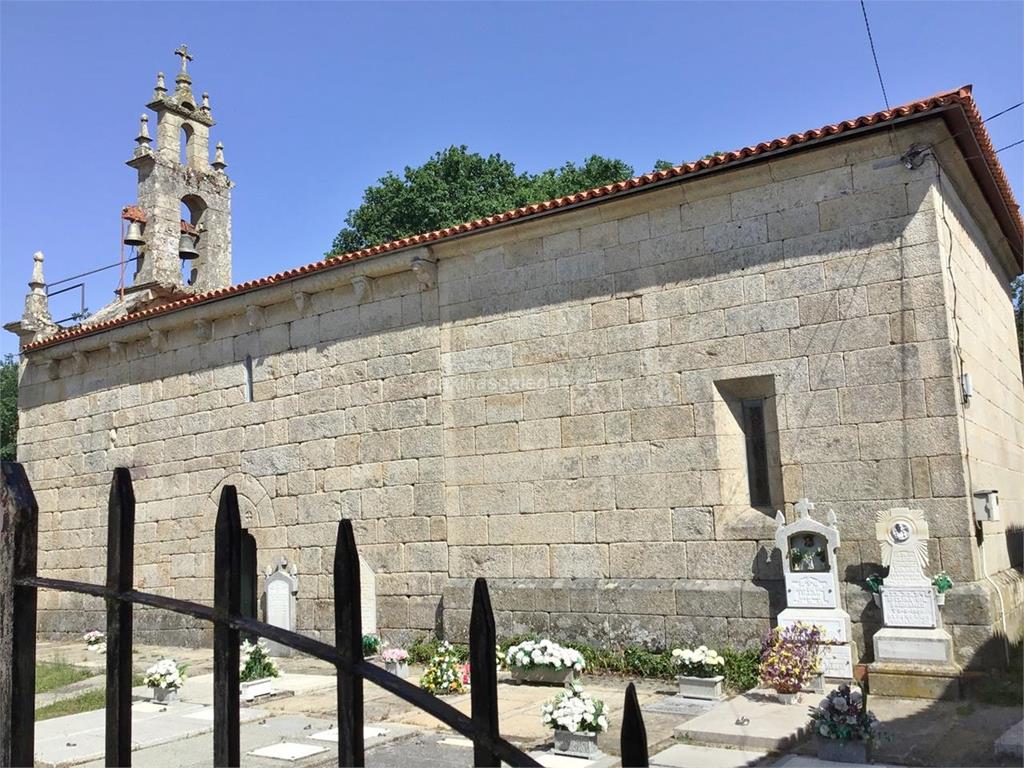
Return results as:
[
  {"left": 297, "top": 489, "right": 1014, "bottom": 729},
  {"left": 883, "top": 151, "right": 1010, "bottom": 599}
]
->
[{"left": 7, "top": 51, "right": 1024, "bottom": 670}]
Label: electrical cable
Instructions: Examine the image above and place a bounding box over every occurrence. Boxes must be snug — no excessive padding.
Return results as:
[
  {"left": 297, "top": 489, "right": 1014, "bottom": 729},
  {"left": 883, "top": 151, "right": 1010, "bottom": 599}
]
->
[{"left": 860, "top": 0, "right": 890, "bottom": 110}]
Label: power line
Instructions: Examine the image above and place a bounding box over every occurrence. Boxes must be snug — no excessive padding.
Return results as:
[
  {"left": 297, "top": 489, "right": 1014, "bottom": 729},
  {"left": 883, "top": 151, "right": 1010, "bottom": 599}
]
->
[
  {"left": 860, "top": 0, "right": 890, "bottom": 110},
  {"left": 996, "top": 138, "right": 1024, "bottom": 153},
  {"left": 982, "top": 101, "right": 1024, "bottom": 125}
]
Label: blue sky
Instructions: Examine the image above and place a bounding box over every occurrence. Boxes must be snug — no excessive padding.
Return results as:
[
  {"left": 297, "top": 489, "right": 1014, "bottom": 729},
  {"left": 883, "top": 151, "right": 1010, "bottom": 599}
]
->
[{"left": 2, "top": 1, "right": 1022, "bottom": 354}]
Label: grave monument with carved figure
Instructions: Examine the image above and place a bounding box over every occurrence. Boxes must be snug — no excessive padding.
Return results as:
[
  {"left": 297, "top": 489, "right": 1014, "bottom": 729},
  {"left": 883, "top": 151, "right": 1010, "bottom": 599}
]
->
[
  {"left": 869, "top": 508, "right": 960, "bottom": 699},
  {"left": 774, "top": 498, "right": 855, "bottom": 681}
]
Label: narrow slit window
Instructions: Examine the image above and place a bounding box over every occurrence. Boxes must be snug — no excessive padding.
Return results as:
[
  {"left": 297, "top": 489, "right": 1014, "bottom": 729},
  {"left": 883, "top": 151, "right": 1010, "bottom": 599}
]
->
[
  {"left": 244, "top": 355, "right": 254, "bottom": 402},
  {"left": 741, "top": 398, "right": 771, "bottom": 507}
]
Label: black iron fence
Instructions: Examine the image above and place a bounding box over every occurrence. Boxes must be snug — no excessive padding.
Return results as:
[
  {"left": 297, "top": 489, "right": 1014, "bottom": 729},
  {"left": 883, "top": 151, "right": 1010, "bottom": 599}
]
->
[{"left": 0, "top": 462, "right": 650, "bottom": 767}]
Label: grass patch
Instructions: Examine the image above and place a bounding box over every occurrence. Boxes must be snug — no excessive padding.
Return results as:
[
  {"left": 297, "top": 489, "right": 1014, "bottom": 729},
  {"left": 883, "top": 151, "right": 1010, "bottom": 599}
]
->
[
  {"left": 35, "top": 688, "right": 106, "bottom": 720},
  {"left": 35, "top": 661, "right": 93, "bottom": 693}
]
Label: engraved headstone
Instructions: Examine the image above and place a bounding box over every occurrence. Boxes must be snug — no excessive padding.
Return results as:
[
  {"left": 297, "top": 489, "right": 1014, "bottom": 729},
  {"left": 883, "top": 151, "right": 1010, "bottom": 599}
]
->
[
  {"left": 262, "top": 558, "right": 298, "bottom": 657},
  {"left": 359, "top": 556, "right": 377, "bottom": 636},
  {"left": 774, "top": 498, "right": 854, "bottom": 679},
  {"left": 871, "top": 507, "right": 956, "bottom": 668}
]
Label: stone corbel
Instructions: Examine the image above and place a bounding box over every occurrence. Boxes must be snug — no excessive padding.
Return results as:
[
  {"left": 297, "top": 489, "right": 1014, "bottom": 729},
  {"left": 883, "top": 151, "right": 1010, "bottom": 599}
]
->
[
  {"left": 149, "top": 329, "right": 166, "bottom": 352},
  {"left": 351, "top": 275, "right": 372, "bottom": 303},
  {"left": 44, "top": 358, "right": 60, "bottom": 380},
  {"left": 194, "top": 318, "right": 212, "bottom": 339},
  {"left": 293, "top": 292, "right": 309, "bottom": 314},
  {"left": 72, "top": 351, "right": 87, "bottom": 374},
  {"left": 410, "top": 256, "right": 437, "bottom": 292},
  {"left": 108, "top": 342, "right": 125, "bottom": 363},
  {"left": 245, "top": 305, "right": 263, "bottom": 330}
]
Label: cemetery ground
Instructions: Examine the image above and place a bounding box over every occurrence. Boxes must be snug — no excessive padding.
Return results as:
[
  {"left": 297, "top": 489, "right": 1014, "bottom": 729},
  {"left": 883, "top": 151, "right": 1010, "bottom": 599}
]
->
[{"left": 30, "top": 639, "right": 1022, "bottom": 768}]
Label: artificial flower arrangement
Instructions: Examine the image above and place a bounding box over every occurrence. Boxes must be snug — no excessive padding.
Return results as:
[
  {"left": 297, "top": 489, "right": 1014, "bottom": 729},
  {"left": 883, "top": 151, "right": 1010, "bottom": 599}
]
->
[
  {"left": 362, "top": 634, "right": 381, "bottom": 657},
  {"left": 420, "top": 641, "right": 467, "bottom": 695},
  {"left": 381, "top": 647, "right": 409, "bottom": 664},
  {"left": 382, "top": 647, "right": 410, "bottom": 679},
  {"left": 84, "top": 630, "right": 105, "bottom": 652},
  {"left": 240, "top": 639, "right": 280, "bottom": 682},
  {"left": 505, "top": 639, "right": 586, "bottom": 674},
  {"left": 810, "top": 684, "right": 880, "bottom": 762},
  {"left": 671, "top": 646, "right": 725, "bottom": 677},
  {"left": 811, "top": 685, "right": 879, "bottom": 741},
  {"left": 143, "top": 658, "right": 186, "bottom": 690},
  {"left": 932, "top": 571, "right": 953, "bottom": 593},
  {"left": 540, "top": 682, "right": 609, "bottom": 734},
  {"left": 759, "top": 623, "right": 823, "bottom": 700}
]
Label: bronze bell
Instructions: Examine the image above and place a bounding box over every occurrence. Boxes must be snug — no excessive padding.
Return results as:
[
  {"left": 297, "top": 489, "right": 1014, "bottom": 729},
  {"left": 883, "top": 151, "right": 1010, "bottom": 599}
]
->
[
  {"left": 123, "top": 220, "right": 145, "bottom": 247},
  {"left": 178, "top": 232, "right": 199, "bottom": 259}
]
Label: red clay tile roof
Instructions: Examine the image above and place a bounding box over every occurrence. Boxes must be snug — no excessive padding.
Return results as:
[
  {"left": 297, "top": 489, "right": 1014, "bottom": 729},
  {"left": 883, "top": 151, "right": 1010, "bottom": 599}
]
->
[{"left": 22, "top": 85, "right": 1022, "bottom": 353}]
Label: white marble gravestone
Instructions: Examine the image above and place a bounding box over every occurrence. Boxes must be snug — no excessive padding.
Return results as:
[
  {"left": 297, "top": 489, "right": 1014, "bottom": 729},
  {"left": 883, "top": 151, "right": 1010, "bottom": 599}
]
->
[
  {"left": 359, "top": 556, "right": 377, "bottom": 636},
  {"left": 775, "top": 498, "right": 854, "bottom": 679},
  {"left": 872, "top": 508, "right": 955, "bottom": 666},
  {"left": 263, "top": 558, "right": 299, "bottom": 657}
]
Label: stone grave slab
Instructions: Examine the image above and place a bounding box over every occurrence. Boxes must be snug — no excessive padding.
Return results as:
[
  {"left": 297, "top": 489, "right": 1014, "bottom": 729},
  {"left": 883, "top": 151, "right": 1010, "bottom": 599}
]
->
[
  {"left": 263, "top": 559, "right": 299, "bottom": 657},
  {"left": 644, "top": 695, "right": 718, "bottom": 717},
  {"left": 994, "top": 719, "right": 1023, "bottom": 760},
  {"left": 248, "top": 742, "right": 327, "bottom": 761},
  {"left": 673, "top": 689, "right": 812, "bottom": 751},
  {"left": 651, "top": 743, "right": 768, "bottom": 768}
]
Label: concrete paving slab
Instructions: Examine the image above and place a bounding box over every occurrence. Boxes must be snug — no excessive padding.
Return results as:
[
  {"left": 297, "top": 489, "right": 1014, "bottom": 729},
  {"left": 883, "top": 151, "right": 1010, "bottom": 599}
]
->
[
  {"left": 132, "top": 672, "right": 334, "bottom": 707},
  {"left": 994, "top": 719, "right": 1022, "bottom": 759},
  {"left": 651, "top": 743, "right": 769, "bottom": 768},
  {"left": 308, "top": 725, "right": 391, "bottom": 742},
  {"left": 674, "top": 689, "right": 812, "bottom": 751},
  {"left": 771, "top": 756, "right": 897, "bottom": 768},
  {"left": 529, "top": 748, "right": 618, "bottom": 768},
  {"left": 644, "top": 695, "right": 718, "bottom": 717}
]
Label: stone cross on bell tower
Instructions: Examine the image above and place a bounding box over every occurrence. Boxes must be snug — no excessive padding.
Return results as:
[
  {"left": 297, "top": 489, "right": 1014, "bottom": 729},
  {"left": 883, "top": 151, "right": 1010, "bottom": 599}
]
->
[{"left": 125, "top": 44, "right": 233, "bottom": 295}]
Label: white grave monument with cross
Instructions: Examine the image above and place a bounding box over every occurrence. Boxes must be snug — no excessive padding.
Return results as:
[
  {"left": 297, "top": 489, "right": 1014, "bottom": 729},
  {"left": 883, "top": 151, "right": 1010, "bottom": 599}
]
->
[
  {"left": 871, "top": 508, "right": 956, "bottom": 667},
  {"left": 774, "top": 498, "right": 854, "bottom": 679}
]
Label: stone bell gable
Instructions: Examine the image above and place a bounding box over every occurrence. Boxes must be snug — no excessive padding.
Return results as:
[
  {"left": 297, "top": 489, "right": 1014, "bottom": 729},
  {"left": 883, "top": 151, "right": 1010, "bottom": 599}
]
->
[{"left": 7, "top": 82, "right": 1024, "bottom": 669}]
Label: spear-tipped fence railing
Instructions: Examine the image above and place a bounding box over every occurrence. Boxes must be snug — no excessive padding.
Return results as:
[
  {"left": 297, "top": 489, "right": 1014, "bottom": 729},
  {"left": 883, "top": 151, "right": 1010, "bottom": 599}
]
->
[{"left": 0, "top": 462, "right": 650, "bottom": 767}]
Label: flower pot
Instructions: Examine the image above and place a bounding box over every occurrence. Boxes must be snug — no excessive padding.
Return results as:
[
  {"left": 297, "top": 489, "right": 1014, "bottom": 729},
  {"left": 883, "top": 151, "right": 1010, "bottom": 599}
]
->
[
  {"left": 552, "top": 730, "right": 599, "bottom": 757},
  {"left": 511, "top": 666, "right": 574, "bottom": 686},
  {"left": 936, "top": 592, "right": 946, "bottom": 606},
  {"left": 774, "top": 691, "right": 800, "bottom": 705},
  {"left": 676, "top": 675, "right": 724, "bottom": 700},
  {"left": 385, "top": 660, "right": 409, "bottom": 679},
  {"left": 151, "top": 687, "right": 179, "bottom": 704},
  {"left": 871, "top": 593, "right": 882, "bottom": 608},
  {"left": 816, "top": 736, "right": 872, "bottom": 764},
  {"left": 240, "top": 677, "right": 276, "bottom": 701}
]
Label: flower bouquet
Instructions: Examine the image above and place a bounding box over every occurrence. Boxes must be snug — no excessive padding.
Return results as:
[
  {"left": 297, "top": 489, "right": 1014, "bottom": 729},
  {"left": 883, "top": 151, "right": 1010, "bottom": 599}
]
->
[
  {"left": 382, "top": 647, "right": 410, "bottom": 679},
  {"left": 865, "top": 573, "right": 884, "bottom": 607},
  {"left": 420, "top": 641, "right": 466, "bottom": 695},
  {"left": 759, "top": 623, "right": 823, "bottom": 703},
  {"left": 504, "top": 639, "right": 585, "bottom": 686},
  {"left": 240, "top": 639, "right": 280, "bottom": 700},
  {"left": 84, "top": 630, "right": 106, "bottom": 653},
  {"left": 810, "top": 684, "right": 880, "bottom": 763},
  {"left": 540, "top": 682, "right": 608, "bottom": 757},
  {"left": 143, "top": 658, "right": 186, "bottom": 703},
  {"left": 671, "top": 645, "right": 726, "bottom": 700}
]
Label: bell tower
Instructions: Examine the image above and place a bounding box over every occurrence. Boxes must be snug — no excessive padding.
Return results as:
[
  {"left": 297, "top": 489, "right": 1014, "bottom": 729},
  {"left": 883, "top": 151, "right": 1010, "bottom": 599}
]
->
[{"left": 125, "top": 44, "right": 232, "bottom": 295}]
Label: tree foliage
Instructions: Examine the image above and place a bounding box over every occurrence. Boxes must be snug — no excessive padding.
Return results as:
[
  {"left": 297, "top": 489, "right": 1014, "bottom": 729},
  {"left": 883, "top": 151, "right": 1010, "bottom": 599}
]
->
[
  {"left": 330, "top": 146, "right": 634, "bottom": 254},
  {"left": 1013, "top": 273, "right": 1023, "bottom": 371},
  {"left": 1, "top": 354, "right": 18, "bottom": 461}
]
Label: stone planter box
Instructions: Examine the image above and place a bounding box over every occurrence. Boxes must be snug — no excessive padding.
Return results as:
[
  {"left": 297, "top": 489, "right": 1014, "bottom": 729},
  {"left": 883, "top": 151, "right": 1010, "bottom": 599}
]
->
[
  {"left": 385, "top": 660, "right": 409, "bottom": 679},
  {"left": 676, "top": 675, "right": 724, "bottom": 700},
  {"left": 553, "top": 729, "right": 599, "bottom": 757},
  {"left": 816, "top": 736, "right": 872, "bottom": 764},
  {"left": 510, "top": 666, "right": 574, "bottom": 686},
  {"left": 774, "top": 691, "right": 800, "bottom": 705},
  {"left": 936, "top": 592, "right": 946, "bottom": 606},
  {"left": 151, "top": 687, "right": 179, "bottom": 704},
  {"left": 240, "top": 677, "right": 276, "bottom": 701},
  {"left": 806, "top": 672, "right": 826, "bottom": 694}
]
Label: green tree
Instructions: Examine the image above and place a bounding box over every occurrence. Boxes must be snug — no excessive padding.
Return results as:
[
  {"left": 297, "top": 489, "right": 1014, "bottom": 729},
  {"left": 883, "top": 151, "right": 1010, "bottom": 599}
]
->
[
  {"left": 1013, "top": 273, "right": 1023, "bottom": 371},
  {"left": 1, "top": 354, "right": 18, "bottom": 461},
  {"left": 330, "top": 146, "right": 634, "bottom": 254}
]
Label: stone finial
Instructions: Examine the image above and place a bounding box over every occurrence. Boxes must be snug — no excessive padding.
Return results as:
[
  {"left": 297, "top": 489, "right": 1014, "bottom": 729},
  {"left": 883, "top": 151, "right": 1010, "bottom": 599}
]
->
[
  {"left": 153, "top": 71, "right": 167, "bottom": 99},
  {"left": 201, "top": 92, "right": 211, "bottom": 113},
  {"left": 22, "top": 251, "right": 52, "bottom": 326},
  {"left": 134, "top": 114, "right": 152, "bottom": 154},
  {"left": 212, "top": 141, "right": 228, "bottom": 171},
  {"left": 794, "top": 498, "right": 815, "bottom": 519}
]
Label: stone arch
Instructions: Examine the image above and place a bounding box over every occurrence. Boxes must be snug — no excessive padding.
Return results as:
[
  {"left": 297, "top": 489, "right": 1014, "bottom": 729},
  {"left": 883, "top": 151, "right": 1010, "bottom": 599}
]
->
[{"left": 208, "top": 472, "right": 274, "bottom": 529}]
